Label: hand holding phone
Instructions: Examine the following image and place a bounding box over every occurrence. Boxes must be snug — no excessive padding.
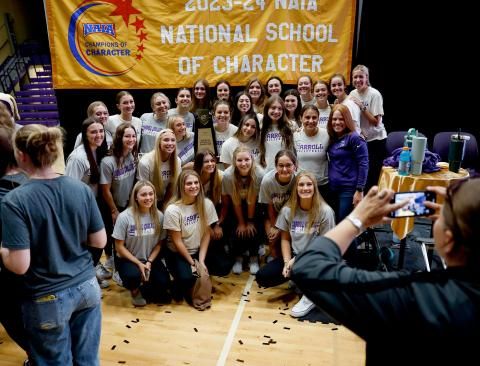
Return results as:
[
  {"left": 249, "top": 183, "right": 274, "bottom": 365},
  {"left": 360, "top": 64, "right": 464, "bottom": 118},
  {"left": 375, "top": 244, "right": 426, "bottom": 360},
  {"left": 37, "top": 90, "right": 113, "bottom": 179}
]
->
[{"left": 388, "top": 191, "right": 436, "bottom": 218}]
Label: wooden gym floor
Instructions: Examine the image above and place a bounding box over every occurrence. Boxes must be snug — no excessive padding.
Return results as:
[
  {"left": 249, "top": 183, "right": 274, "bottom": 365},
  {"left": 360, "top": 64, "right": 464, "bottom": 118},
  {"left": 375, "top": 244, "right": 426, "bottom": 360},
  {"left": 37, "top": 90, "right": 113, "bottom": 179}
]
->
[{"left": 0, "top": 272, "right": 365, "bottom": 365}]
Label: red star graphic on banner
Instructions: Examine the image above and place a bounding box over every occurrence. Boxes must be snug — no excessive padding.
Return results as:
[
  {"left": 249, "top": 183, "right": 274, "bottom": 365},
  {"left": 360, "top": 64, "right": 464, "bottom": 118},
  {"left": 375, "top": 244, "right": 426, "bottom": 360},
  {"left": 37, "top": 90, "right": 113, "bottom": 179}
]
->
[
  {"left": 130, "top": 17, "right": 145, "bottom": 33},
  {"left": 137, "top": 44, "right": 145, "bottom": 53},
  {"left": 136, "top": 54, "right": 143, "bottom": 61},
  {"left": 109, "top": 0, "right": 141, "bottom": 26},
  {"left": 137, "top": 30, "right": 148, "bottom": 42}
]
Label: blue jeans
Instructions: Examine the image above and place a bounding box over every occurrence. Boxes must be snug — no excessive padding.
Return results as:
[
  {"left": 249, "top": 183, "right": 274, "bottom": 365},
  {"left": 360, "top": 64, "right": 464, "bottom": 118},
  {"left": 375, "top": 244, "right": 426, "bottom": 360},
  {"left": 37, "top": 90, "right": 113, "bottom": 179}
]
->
[{"left": 22, "top": 277, "right": 102, "bottom": 366}]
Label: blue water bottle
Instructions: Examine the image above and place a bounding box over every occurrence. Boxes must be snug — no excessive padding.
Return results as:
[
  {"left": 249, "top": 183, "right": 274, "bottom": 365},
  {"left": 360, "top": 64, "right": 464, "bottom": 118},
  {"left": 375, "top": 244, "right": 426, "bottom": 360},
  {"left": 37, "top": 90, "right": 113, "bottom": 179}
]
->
[{"left": 398, "top": 146, "right": 411, "bottom": 176}]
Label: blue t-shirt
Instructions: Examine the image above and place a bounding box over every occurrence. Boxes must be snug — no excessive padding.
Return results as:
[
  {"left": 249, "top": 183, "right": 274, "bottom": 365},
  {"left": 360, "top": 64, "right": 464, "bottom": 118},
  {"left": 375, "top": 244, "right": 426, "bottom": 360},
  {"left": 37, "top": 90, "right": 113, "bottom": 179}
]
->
[{"left": 1, "top": 176, "right": 104, "bottom": 297}]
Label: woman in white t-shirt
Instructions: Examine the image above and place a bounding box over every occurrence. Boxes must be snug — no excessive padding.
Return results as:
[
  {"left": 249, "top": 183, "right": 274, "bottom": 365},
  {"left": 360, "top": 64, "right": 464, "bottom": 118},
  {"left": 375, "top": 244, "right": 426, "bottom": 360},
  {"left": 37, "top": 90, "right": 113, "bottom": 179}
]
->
[
  {"left": 349, "top": 64, "right": 387, "bottom": 191},
  {"left": 220, "top": 113, "right": 261, "bottom": 169},
  {"left": 329, "top": 73, "right": 361, "bottom": 134},
  {"left": 113, "top": 181, "right": 170, "bottom": 306},
  {"left": 283, "top": 89, "right": 302, "bottom": 131},
  {"left": 163, "top": 170, "right": 218, "bottom": 303},
  {"left": 259, "top": 95, "right": 295, "bottom": 172},
  {"left": 313, "top": 80, "right": 331, "bottom": 129},
  {"left": 297, "top": 75, "right": 315, "bottom": 106},
  {"left": 137, "top": 129, "right": 181, "bottom": 209},
  {"left": 256, "top": 171, "right": 335, "bottom": 318}
]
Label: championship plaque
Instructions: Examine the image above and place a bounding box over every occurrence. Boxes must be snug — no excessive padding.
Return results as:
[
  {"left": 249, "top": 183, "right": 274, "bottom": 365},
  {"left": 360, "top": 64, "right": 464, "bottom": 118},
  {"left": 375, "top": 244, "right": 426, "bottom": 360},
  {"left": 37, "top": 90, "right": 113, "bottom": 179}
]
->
[{"left": 194, "top": 109, "right": 218, "bottom": 156}]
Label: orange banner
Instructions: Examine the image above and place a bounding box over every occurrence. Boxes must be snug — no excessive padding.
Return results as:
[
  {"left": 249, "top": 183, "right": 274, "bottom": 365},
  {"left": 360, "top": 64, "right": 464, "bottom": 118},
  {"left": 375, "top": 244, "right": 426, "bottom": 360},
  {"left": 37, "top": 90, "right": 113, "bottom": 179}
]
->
[{"left": 45, "top": 0, "right": 356, "bottom": 89}]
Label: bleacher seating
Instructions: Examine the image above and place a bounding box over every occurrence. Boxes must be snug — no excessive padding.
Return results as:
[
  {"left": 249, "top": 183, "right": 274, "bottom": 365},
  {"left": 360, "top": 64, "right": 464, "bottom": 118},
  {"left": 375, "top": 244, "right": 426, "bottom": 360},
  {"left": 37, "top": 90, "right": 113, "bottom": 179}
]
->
[{"left": 12, "top": 56, "right": 60, "bottom": 127}]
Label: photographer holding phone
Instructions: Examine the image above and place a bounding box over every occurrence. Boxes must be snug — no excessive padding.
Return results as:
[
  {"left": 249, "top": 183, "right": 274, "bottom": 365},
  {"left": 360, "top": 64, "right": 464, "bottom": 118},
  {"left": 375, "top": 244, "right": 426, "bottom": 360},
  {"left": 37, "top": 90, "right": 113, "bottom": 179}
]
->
[{"left": 292, "top": 179, "right": 480, "bottom": 365}]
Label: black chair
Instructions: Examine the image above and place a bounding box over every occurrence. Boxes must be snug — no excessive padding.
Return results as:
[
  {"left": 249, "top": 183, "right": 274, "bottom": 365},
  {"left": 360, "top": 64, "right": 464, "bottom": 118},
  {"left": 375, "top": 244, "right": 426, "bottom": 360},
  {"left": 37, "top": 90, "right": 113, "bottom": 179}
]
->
[
  {"left": 385, "top": 131, "right": 426, "bottom": 155},
  {"left": 432, "top": 132, "right": 479, "bottom": 171}
]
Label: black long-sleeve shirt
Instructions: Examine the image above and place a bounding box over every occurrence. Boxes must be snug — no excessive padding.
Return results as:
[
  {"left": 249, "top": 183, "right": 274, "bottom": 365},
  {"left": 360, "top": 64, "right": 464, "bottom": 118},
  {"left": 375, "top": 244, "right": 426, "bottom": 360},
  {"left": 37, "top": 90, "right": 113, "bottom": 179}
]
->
[{"left": 292, "top": 236, "right": 480, "bottom": 365}]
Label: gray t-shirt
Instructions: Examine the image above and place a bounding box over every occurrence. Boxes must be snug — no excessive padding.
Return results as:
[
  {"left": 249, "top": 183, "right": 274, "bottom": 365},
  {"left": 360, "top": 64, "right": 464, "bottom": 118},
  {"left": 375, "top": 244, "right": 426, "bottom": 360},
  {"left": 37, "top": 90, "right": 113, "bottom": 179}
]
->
[
  {"left": 163, "top": 199, "right": 218, "bottom": 254},
  {"left": 99, "top": 153, "right": 136, "bottom": 208},
  {"left": 1, "top": 176, "right": 104, "bottom": 296},
  {"left": 177, "top": 134, "right": 195, "bottom": 166},
  {"left": 65, "top": 144, "right": 98, "bottom": 196},
  {"left": 112, "top": 208, "right": 166, "bottom": 262},
  {"left": 258, "top": 169, "right": 295, "bottom": 212},
  {"left": 275, "top": 205, "right": 335, "bottom": 255},
  {"left": 167, "top": 108, "right": 195, "bottom": 132},
  {"left": 294, "top": 129, "right": 330, "bottom": 186},
  {"left": 137, "top": 153, "right": 181, "bottom": 200},
  {"left": 139, "top": 113, "right": 167, "bottom": 154},
  {"left": 222, "top": 165, "right": 264, "bottom": 200}
]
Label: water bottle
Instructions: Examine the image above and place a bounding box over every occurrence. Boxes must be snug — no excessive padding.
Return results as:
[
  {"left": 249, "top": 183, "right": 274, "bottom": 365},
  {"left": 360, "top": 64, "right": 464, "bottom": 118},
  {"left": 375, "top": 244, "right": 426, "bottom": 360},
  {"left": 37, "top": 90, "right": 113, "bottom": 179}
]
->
[{"left": 398, "top": 146, "right": 411, "bottom": 176}]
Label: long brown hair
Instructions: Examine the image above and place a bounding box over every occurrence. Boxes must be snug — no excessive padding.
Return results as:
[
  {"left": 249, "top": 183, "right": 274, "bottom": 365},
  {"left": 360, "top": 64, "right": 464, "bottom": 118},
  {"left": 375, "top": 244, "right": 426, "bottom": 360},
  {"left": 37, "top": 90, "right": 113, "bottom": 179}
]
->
[
  {"left": 259, "top": 95, "right": 294, "bottom": 167},
  {"left": 193, "top": 150, "right": 222, "bottom": 206},
  {"left": 109, "top": 122, "right": 138, "bottom": 167}
]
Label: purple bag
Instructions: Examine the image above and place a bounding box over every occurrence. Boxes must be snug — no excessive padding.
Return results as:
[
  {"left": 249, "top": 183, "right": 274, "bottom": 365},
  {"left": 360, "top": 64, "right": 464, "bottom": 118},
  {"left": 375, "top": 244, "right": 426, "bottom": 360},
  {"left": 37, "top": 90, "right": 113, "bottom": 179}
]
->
[{"left": 383, "top": 148, "right": 441, "bottom": 173}]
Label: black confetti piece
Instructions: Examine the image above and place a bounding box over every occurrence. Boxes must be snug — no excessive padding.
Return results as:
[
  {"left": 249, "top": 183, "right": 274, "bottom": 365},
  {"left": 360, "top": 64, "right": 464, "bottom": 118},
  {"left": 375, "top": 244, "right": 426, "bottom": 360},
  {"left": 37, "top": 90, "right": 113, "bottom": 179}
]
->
[
  {"left": 238, "top": 340, "right": 243, "bottom": 345},
  {"left": 136, "top": 318, "right": 139, "bottom": 322},
  {"left": 283, "top": 327, "right": 290, "bottom": 330},
  {"left": 257, "top": 291, "right": 263, "bottom": 294},
  {"left": 165, "top": 310, "right": 172, "bottom": 313},
  {"left": 236, "top": 359, "right": 244, "bottom": 363},
  {"left": 283, "top": 307, "right": 289, "bottom": 310},
  {"left": 111, "top": 345, "right": 116, "bottom": 350},
  {"left": 331, "top": 327, "right": 338, "bottom": 331},
  {"left": 248, "top": 315, "right": 252, "bottom": 319},
  {"left": 126, "top": 325, "right": 131, "bottom": 328},
  {"left": 279, "top": 312, "right": 286, "bottom": 315},
  {"left": 194, "top": 327, "right": 198, "bottom": 332},
  {"left": 273, "top": 320, "right": 278, "bottom": 324},
  {"left": 244, "top": 299, "right": 250, "bottom": 302},
  {"left": 270, "top": 340, "right": 277, "bottom": 344},
  {"left": 263, "top": 335, "right": 271, "bottom": 338},
  {"left": 262, "top": 342, "right": 270, "bottom": 345},
  {"left": 118, "top": 361, "right": 126, "bottom": 364},
  {"left": 123, "top": 339, "right": 129, "bottom": 344}
]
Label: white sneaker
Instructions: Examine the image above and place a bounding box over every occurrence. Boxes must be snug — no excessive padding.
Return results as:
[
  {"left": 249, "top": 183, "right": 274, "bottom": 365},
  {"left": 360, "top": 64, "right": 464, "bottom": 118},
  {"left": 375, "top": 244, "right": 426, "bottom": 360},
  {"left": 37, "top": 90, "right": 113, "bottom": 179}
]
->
[
  {"left": 96, "top": 263, "right": 112, "bottom": 280},
  {"left": 258, "top": 245, "right": 266, "bottom": 257},
  {"left": 232, "top": 259, "right": 243, "bottom": 275},
  {"left": 290, "top": 295, "right": 315, "bottom": 318},
  {"left": 112, "top": 271, "right": 124, "bottom": 287},
  {"left": 104, "top": 256, "right": 114, "bottom": 271},
  {"left": 249, "top": 257, "right": 259, "bottom": 275}
]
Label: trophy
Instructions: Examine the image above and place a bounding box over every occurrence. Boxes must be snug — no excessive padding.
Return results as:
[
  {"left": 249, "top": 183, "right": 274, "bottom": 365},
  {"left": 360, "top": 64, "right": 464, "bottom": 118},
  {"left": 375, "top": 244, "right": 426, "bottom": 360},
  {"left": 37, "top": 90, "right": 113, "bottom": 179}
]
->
[{"left": 194, "top": 108, "right": 218, "bottom": 157}]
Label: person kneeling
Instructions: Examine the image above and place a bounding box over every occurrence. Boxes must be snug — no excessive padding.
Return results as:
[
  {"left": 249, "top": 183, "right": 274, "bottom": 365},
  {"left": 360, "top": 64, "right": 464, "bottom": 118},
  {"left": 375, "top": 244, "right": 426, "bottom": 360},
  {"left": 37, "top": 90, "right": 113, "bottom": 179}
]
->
[{"left": 113, "top": 181, "right": 171, "bottom": 306}]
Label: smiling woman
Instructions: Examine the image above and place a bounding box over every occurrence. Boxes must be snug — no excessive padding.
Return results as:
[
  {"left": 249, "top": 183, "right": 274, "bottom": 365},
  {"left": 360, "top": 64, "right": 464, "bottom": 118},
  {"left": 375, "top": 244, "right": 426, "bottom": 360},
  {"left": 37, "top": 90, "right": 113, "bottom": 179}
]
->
[{"left": 163, "top": 170, "right": 219, "bottom": 306}]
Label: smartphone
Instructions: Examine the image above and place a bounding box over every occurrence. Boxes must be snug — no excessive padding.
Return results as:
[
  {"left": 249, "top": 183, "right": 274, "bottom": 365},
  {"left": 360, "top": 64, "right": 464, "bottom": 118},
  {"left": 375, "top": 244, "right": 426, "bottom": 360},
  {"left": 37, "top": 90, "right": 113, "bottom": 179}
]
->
[
  {"left": 388, "top": 191, "right": 436, "bottom": 218},
  {"left": 144, "top": 268, "right": 150, "bottom": 282}
]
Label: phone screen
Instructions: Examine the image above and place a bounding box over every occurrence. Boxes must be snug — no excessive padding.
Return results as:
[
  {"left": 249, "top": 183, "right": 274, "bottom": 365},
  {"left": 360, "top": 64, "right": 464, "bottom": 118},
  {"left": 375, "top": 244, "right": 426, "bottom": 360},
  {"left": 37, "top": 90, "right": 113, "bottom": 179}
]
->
[{"left": 389, "top": 191, "right": 436, "bottom": 218}]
